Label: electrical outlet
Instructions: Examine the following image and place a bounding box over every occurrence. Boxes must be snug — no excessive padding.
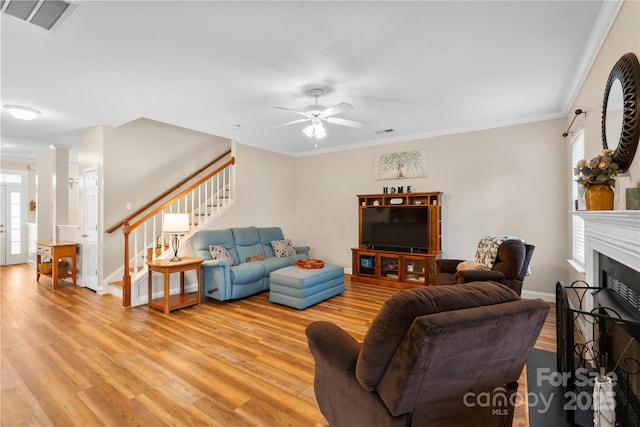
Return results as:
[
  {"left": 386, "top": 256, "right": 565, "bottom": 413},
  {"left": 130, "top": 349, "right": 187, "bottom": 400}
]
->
[{"left": 126, "top": 202, "right": 132, "bottom": 210}]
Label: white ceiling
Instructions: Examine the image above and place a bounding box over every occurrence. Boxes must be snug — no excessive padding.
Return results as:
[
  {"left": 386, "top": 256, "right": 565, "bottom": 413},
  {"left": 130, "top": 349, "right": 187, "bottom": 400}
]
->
[{"left": 0, "top": 1, "right": 621, "bottom": 162}]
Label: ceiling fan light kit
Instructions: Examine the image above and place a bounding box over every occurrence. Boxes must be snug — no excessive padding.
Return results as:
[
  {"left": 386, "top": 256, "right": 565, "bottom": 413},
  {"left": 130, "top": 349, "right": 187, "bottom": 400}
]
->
[
  {"left": 303, "top": 122, "right": 327, "bottom": 139},
  {"left": 274, "top": 88, "right": 366, "bottom": 140}
]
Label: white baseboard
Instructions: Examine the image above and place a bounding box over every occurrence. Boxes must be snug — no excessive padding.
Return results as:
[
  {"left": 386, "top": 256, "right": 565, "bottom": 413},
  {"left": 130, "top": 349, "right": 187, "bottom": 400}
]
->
[{"left": 522, "top": 289, "right": 555, "bottom": 302}]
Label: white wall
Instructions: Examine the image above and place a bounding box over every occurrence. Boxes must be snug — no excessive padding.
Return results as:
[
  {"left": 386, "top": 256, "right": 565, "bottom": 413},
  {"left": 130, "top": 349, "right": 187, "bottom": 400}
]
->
[{"left": 294, "top": 118, "right": 567, "bottom": 295}]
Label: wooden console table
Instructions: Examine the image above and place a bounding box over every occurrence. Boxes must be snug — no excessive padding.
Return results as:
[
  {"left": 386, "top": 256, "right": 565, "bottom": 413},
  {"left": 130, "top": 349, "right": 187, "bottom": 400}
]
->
[
  {"left": 36, "top": 241, "right": 77, "bottom": 289},
  {"left": 147, "top": 257, "right": 203, "bottom": 314}
]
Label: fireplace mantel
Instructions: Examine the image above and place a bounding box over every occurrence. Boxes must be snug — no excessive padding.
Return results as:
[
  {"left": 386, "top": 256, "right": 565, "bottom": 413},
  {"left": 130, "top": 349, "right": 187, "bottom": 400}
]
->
[
  {"left": 574, "top": 210, "right": 640, "bottom": 230},
  {"left": 574, "top": 210, "right": 640, "bottom": 287}
]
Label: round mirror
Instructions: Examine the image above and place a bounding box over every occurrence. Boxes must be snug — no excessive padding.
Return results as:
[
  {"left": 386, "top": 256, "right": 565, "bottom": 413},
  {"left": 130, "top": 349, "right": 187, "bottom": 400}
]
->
[
  {"left": 601, "top": 52, "right": 640, "bottom": 172},
  {"left": 604, "top": 78, "right": 623, "bottom": 152}
]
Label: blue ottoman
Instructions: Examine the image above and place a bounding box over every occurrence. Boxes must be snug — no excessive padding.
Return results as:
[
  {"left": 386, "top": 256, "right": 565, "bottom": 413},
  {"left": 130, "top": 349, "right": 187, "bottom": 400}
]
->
[{"left": 269, "top": 264, "right": 344, "bottom": 309}]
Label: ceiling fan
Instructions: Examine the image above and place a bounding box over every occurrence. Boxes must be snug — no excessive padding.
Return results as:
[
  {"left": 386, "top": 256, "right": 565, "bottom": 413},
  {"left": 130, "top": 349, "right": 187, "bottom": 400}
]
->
[{"left": 274, "top": 88, "right": 366, "bottom": 139}]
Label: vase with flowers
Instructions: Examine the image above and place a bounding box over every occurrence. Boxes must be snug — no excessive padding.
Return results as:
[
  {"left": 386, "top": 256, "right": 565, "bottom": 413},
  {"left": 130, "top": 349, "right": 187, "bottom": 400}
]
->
[{"left": 574, "top": 149, "right": 619, "bottom": 210}]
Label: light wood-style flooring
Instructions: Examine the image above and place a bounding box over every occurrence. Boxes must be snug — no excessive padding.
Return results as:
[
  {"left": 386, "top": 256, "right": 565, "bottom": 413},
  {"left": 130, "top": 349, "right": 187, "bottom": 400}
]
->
[{"left": 1, "top": 264, "right": 555, "bottom": 426}]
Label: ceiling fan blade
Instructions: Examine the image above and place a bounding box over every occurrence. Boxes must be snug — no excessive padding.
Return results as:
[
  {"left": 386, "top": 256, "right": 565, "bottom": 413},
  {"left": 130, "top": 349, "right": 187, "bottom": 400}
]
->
[
  {"left": 274, "top": 106, "right": 310, "bottom": 118},
  {"left": 325, "top": 117, "right": 367, "bottom": 128},
  {"left": 322, "top": 103, "right": 353, "bottom": 118},
  {"left": 273, "top": 118, "right": 310, "bottom": 128}
]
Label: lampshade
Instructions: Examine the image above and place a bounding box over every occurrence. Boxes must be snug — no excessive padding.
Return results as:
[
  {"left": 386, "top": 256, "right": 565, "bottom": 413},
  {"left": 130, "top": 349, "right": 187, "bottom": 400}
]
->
[
  {"left": 163, "top": 213, "right": 190, "bottom": 233},
  {"left": 3, "top": 105, "right": 41, "bottom": 120},
  {"left": 303, "top": 122, "right": 326, "bottom": 139}
]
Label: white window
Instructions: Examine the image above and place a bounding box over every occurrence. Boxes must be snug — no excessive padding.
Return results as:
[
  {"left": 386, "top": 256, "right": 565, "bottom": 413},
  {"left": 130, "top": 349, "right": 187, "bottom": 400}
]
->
[
  {"left": 571, "top": 129, "right": 585, "bottom": 265},
  {"left": 0, "top": 173, "right": 22, "bottom": 184}
]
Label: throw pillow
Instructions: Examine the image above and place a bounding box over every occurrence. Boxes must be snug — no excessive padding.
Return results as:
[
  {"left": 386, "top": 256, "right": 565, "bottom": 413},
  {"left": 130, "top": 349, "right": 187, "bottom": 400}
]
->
[
  {"left": 270, "top": 239, "right": 297, "bottom": 257},
  {"left": 246, "top": 253, "right": 266, "bottom": 262},
  {"left": 456, "top": 260, "right": 490, "bottom": 272},
  {"left": 209, "top": 245, "right": 234, "bottom": 265}
]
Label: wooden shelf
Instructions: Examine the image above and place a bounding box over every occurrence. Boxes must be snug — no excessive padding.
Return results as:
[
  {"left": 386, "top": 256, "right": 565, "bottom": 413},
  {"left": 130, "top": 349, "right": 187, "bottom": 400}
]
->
[
  {"left": 358, "top": 192, "right": 441, "bottom": 208},
  {"left": 149, "top": 292, "right": 200, "bottom": 312}
]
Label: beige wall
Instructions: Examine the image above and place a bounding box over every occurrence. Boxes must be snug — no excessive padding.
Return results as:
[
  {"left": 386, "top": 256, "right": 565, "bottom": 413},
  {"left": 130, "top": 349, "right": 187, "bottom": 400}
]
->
[
  {"left": 79, "top": 118, "right": 232, "bottom": 282},
  {"left": 564, "top": 0, "right": 640, "bottom": 282},
  {"left": 208, "top": 143, "right": 297, "bottom": 232},
  {"left": 294, "top": 119, "right": 568, "bottom": 296},
  {"left": 567, "top": 0, "right": 640, "bottom": 198}
]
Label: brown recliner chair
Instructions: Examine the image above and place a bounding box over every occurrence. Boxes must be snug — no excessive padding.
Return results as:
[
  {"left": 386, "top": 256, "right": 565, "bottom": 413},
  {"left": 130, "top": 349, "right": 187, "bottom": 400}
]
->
[
  {"left": 306, "top": 282, "right": 549, "bottom": 427},
  {"left": 434, "top": 239, "right": 535, "bottom": 295}
]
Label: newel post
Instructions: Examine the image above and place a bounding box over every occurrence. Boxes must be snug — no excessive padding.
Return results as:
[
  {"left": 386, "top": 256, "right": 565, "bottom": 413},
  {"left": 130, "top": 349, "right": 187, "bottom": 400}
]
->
[{"left": 122, "top": 221, "right": 132, "bottom": 308}]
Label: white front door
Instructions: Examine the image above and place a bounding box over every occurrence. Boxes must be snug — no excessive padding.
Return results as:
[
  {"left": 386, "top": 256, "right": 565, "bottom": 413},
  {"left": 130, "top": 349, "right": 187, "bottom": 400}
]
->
[
  {"left": 0, "top": 181, "right": 26, "bottom": 265},
  {"left": 82, "top": 168, "right": 99, "bottom": 291}
]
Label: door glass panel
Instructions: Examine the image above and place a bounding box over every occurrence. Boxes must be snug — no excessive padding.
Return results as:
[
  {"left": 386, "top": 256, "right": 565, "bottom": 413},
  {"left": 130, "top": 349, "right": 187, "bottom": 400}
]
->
[
  {"left": 359, "top": 254, "right": 376, "bottom": 276},
  {"left": 0, "top": 173, "right": 22, "bottom": 184},
  {"left": 9, "top": 191, "right": 21, "bottom": 254},
  {"left": 405, "top": 259, "right": 426, "bottom": 283},
  {"left": 380, "top": 256, "right": 399, "bottom": 279}
]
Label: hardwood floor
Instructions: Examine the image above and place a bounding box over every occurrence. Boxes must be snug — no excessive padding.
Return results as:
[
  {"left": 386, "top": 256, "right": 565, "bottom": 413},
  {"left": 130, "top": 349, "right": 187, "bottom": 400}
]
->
[{"left": 1, "top": 264, "right": 555, "bottom": 426}]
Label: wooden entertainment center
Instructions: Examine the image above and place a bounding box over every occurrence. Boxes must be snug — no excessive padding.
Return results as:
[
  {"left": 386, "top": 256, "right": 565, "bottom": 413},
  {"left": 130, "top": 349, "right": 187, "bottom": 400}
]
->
[{"left": 351, "top": 191, "right": 442, "bottom": 287}]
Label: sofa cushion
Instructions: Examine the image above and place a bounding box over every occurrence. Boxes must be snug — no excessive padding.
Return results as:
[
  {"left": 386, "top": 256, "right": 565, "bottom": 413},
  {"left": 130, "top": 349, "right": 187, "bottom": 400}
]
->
[
  {"left": 355, "top": 282, "right": 520, "bottom": 391},
  {"left": 236, "top": 243, "right": 264, "bottom": 263},
  {"left": 232, "top": 227, "right": 267, "bottom": 264},
  {"left": 271, "top": 239, "right": 297, "bottom": 257},
  {"left": 232, "top": 226, "right": 261, "bottom": 245},
  {"left": 260, "top": 256, "right": 292, "bottom": 272},
  {"left": 258, "top": 227, "right": 285, "bottom": 257},
  {"left": 230, "top": 262, "right": 265, "bottom": 284}
]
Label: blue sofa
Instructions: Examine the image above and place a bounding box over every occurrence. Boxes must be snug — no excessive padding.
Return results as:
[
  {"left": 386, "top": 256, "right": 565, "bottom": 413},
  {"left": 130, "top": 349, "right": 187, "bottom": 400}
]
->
[{"left": 191, "top": 226, "right": 310, "bottom": 301}]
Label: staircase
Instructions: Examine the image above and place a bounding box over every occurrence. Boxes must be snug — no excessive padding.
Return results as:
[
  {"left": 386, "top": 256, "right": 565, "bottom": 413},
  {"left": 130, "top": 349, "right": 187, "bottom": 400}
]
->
[{"left": 105, "top": 151, "right": 236, "bottom": 307}]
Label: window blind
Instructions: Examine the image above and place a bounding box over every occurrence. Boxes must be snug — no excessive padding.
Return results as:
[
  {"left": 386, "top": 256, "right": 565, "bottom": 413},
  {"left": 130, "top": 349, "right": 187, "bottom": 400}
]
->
[{"left": 572, "top": 129, "right": 585, "bottom": 265}]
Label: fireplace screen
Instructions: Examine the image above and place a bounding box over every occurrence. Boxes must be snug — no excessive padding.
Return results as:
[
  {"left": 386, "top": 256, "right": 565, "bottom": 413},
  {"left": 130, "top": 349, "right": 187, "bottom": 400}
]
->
[{"left": 557, "top": 279, "right": 640, "bottom": 427}]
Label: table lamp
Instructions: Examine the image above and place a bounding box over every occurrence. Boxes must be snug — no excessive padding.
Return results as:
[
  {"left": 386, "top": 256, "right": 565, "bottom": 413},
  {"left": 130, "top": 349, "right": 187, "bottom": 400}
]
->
[{"left": 163, "top": 213, "right": 190, "bottom": 262}]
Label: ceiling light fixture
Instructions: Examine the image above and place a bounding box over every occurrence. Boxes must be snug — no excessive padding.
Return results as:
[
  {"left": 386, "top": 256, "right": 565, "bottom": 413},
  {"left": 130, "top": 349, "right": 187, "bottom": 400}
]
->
[
  {"left": 4, "top": 105, "right": 41, "bottom": 120},
  {"left": 303, "top": 121, "right": 326, "bottom": 139}
]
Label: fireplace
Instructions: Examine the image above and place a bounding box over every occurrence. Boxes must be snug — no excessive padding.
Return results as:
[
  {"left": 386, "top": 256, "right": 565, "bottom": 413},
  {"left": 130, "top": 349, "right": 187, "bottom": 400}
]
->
[
  {"left": 557, "top": 211, "right": 640, "bottom": 426},
  {"left": 595, "top": 253, "right": 640, "bottom": 426}
]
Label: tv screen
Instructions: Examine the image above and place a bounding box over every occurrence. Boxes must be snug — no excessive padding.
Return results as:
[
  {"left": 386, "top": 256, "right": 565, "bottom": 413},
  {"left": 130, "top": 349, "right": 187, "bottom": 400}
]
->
[{"left": 361, "top": 206, "right": 430, "bottom": 251}]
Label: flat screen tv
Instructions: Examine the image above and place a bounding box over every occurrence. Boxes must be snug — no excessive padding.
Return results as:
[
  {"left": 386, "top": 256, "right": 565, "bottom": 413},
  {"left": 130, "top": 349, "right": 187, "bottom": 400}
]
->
[{"left": 360, "top": 206, "right": 430, "bottom": 252}]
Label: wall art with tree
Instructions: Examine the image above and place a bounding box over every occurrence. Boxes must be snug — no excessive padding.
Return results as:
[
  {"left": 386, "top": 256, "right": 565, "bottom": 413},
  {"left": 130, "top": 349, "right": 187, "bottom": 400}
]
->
[{"left": 375, "top": 150, "right": 427, "bottom": 180}]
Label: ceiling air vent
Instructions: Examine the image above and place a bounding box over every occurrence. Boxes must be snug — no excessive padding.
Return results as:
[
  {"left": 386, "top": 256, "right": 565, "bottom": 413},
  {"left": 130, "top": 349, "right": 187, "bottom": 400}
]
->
[{"left": 2, "top": 0, "right": 76, "bottom": 31}]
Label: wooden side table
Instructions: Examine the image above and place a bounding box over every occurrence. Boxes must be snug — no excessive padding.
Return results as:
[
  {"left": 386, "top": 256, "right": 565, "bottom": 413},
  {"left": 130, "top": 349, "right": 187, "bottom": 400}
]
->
[
  {"left": 147, "top": 257, "right": 203, "bottom": 314},
  {"left": 36, "top": 241, "right": 77, "bottom": 289}
]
